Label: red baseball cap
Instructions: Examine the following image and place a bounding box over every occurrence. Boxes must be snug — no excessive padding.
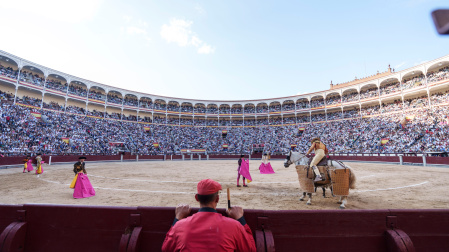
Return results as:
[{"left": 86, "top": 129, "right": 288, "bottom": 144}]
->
[{"left": 197, "top": 179, "right": 222, "bottom": 195}]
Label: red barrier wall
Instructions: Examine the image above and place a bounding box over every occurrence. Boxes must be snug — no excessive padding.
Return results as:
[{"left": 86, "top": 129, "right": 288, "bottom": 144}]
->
[
  {"left": 1, "top": 154, "right": 448, "bottom": 166},
  {"left": 1, "top": 205, "right": 448, "bottom": 252},
  {"left": 426, "top": 156, "right": 449, "bottom": 165}
]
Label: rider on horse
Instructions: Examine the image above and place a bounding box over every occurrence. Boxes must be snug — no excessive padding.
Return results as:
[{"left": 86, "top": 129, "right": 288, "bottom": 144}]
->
[{"left": 305, "top": 137, "right": 329, "bottom": 182}]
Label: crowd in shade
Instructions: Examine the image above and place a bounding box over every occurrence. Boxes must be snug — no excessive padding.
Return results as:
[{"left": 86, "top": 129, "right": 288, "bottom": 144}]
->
[
  {"left": 45, "top": 79, "right": 67, "bottom": 93},
  {"left": 1, "top": 93, "right": 449, "bottom": 156},
  {"left": 1, "top": 63, "right": 449, "bottom": 156}
]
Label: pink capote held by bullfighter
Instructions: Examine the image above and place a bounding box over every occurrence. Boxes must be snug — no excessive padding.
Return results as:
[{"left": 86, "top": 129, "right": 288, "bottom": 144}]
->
[
  {"left": 259, "top": 163, "right": 275, "bottom": 174},
  {"left": 238, "top": 159, "right": 253, "bottom": 182},
  {"left": 73, "top": 173, "right": 96, "bottom": 199}
]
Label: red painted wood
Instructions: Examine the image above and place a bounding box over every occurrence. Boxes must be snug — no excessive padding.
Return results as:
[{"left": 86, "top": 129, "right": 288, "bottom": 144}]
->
[
  {"left": 0, "top": 206, "right": 23, "bottom": 236},
  {"left": 388, "top": 210, "right": 449, "bottom": 252},
  {"left": 264, "top": 230, "right": 275, "bottom": 252},
  {"left": 402, "top": 156, "right": 423, "bottom": 164},
  {"left": 255, "top": 230, "right": 265, "bottom": 252},
  {"left": 22, "top": 204, "right": 138, "bottom": 252},
  {"left": 1, "top": 222, "right": 27, "bottom": 252},
  {"left": 0, "top": 205, "right": 448, "bottom": 251},
  {"left": 119, "top": 234, "right": 130, "bottom": 252},
  {"left": 126, "top": 227, "right": 142, "bottom": 252},
  {"left": 385, "top": 230, "right": 409, "bottom": 252},
  {"left": 426, "top": 156, "right": 449, "bottom": 164},
  {"left": 0, "top": 222, "right": 19, "bottom": 250}
]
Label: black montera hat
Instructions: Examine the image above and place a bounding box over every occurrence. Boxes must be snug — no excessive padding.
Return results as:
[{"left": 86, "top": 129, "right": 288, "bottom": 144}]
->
[{"left": 79, "top": 156, "right": 87, "bottom": 160}]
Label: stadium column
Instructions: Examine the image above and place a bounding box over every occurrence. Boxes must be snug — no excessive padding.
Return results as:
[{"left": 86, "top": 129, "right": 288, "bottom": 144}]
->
[
  {"left": 13, "top": 67, "right": 20, "bottom": 104},
  {"left": 399, "top": 72, "right": 405, "bottom": 113},
  {"left": 85, "top": 86, "right": 90, "bottom": 114},
  {"left": 41, "top": 72, "right": 48, "bottom": 109},
  {"left": 424, "top": 66, "right": 432, "bottom": 108},
  {"left": 377, "top": 79, "right": 382, "bottom": 113}
]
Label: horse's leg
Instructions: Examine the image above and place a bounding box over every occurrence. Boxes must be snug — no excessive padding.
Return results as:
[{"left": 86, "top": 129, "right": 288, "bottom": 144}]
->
[
  {"left": 322, "top": 187, "right": 326, "bottom": 198},
  {"left": 306, "top": 193, "right": 312, "bottom": 205},
  {"left": 339, "top": 196, "right": 347, "bottom": 209},
  {"left": 337, "top": 196, "right": 342, "bottom": 204},
  {"left": 299, "top": 192, "right": 306, "bottom": 201},
  {"left": 330, "top": 186, "right": 335, "bottom": 197}
]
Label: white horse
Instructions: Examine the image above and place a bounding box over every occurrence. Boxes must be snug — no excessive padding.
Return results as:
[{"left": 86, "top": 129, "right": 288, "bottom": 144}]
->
[{"left": 284, "top": 151, "right": 356, "bottom": 209}]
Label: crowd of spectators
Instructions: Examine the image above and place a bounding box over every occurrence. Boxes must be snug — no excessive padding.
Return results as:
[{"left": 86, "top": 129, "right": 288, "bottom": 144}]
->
[
  {"left": 45, "top": 79, "right": 67, "bottom": 93},
  {"left": 0, "top": 65, "right": 19, "bottom": 79},
  {"left": 326, "top": 96, "right": 341, "bottom": 106},
  {"left": 296, "top": 101, "right": 309, "bottom": 109},
  {"left": 360, "top": 87, "right": 378, "bottom": 100},
  {"left": 107, "top": 94, "right": 123, "bottom": 105},
  {"left": 19, "top": 71, "right": 45, "bottom": 86},
  {"left": 89, "top": 90, "right": 105, "bottom": 101},
  {"left": 68, "top": 85, "right": 87, "bottom": 97},
  {"left": 342, "top": 92, "right": 359, "bottom": 103},
  {"left": 2, "top": 95, "right": 449, "bottom": 156},
  {"left": 282, "top": 103, "right": 295, "bottom": 111},
  {"left": 311, "top": 99, "right": 325, "bottom": 108},
  {"left": 124, "top": 97, "right": 138, "bottom": 107},
  {"left": 380, "top": 81, "right": 401, "bottom": 96},
  {"left": 427, "top": 66, "right": 449, "bottom": 84},
  {"left": 256, "top": 105, "right": 268, "bottom": 113},
  {"left": 402, "top": 74, "right": 425, "bottom": 90}
]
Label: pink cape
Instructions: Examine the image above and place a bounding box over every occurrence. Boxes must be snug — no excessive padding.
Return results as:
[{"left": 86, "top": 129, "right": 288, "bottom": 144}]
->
[
  {"left": 26, "top": 160, "right": 34, "bottom": 172},
  {"left": 238, "top": 159, "right": 252, "bottom": 182},
  {"left": 73, "top": 173, "right": 96, "bottom": 199},
  {"left": 259, "top": 162, "right": 275, "bottom": 174}
]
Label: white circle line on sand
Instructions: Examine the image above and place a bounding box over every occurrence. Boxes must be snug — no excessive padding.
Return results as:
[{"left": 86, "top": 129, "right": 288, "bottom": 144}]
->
[
  {"left": 37, "top": 175, "right": 429, "bottom": 196},
  {"left": 354, "top": 181, "right": 429, "bottom": 192},
  {"left": 87, "top": 174, "right": 298, "bottom": 184}
]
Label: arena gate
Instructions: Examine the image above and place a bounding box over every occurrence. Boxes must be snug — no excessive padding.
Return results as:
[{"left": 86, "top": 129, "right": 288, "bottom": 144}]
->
[{"left": 0, "top": 204, "right": 448, "bottom": 252}]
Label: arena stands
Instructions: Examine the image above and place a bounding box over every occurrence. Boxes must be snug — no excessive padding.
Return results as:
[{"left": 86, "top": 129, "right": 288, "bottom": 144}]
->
[{"left": 1, "top": 51, "right": 449, "bottom": 157}]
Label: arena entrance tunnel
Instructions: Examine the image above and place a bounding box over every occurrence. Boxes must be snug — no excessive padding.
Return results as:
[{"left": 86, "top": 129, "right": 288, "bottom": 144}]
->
[{"left": 0, "top": 204, "right": 448, "bottom": 252}]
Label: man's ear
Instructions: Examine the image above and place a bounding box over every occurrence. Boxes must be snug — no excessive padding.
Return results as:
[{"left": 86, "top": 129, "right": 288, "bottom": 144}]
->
[{"left": 195, "top": 194, "right": 199, "bottom": 202}]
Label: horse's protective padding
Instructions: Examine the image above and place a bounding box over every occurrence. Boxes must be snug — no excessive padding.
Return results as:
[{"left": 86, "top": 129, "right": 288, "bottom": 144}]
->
[
  {"left": 295, "top": 165, "right": 314, "bottom": 193},
  {"left": 330, "top": 168, "right": 350, "bottom": 196},
  {"left": 315, "top": 166, "right": 331, "bottom": 185}
]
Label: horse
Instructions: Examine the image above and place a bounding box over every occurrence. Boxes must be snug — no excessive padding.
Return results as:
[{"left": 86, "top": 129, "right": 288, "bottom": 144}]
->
[{"left": 284, "top": 150, "right": 356, "bottom": 209}]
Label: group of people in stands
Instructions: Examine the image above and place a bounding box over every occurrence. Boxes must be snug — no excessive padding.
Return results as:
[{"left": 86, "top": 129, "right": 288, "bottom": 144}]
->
[{"left": 1, "top": 87, "right": 448, "bottom": 157}]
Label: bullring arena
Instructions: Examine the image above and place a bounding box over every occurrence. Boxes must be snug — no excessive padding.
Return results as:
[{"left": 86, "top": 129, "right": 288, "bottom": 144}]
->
[
  {"left": 2, "top": 47, "right": 449, "bottom": 251},
  {"left": 1, "top": 160, "right": 448, "bottom": 210}
]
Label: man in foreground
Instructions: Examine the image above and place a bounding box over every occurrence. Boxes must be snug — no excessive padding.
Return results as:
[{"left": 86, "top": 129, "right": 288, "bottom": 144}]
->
[{"left": 162, "top": 179, "right": 256, "bottom": 252}]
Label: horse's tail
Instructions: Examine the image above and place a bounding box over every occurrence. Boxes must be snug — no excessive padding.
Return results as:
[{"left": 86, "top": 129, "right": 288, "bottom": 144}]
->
[{"left": 349, "top": 168, "right": 356, "bottom": 189}]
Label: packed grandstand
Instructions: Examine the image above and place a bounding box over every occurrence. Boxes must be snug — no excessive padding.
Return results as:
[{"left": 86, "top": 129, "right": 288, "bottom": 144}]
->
[{"left": 1, "top": 50, "right": 448, "bottom": 156}]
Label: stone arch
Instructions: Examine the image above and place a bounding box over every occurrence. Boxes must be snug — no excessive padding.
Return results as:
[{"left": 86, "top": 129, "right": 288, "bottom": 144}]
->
[
  {"left": 244, "top": 103, "right": 255, "bottom": 114},
  {"left": 181, "top": 102, "right": 193, "bottom": 113},
  {"left": 379, "top": 77, "right": 400, "bottom": 96},
  {"left": 219, "top": 104, "right": 231, "bottom": 114},
  {"left": 269, "top": 101, "right": 281, "bottom": 112},
  {"left": 207, "top": 104, "right": 218, "bottom": 114},
  {"left": 296, "top": 98, "right": 309, "bottom": 109},
  {"left": 20, "top": 65, "right": 45, "bottom": 87},
  {"left": 89, "top": 86, "right": 106, "bottom": 101},
  {"left": 124, "top": 94, "right": 139, "bottom": 107},
  {"left": 194, "top": 103, "right": 206, "bottom": 113},
  {"left": 256, "top": 102, "right": 268, "bottom": 113},
  {"left": 139, "top": 97, "right": 153, "bottom": 108},
  {"left": 282, "top": 100, "right": 295, "bottom": 111},
  {"left": 68, "top": 80, "right": 88, "bottom": 97},
  {"left": 154, "top": 99, "right": 167, "bottom": 110},
  {"left": 46, "top": 74, "right": 68, "bottom": 93},
  {"left": 107, "top": 90, "right": 123, "bottom": 105},
  {"left": 231, "top": 104, "right": 243, "bottom": 114}
]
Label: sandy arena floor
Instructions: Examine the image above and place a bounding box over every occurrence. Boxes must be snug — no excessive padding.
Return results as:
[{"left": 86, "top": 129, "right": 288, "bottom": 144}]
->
[{"left": 0, "top": 160, "right": 448, "bottom": 210}]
